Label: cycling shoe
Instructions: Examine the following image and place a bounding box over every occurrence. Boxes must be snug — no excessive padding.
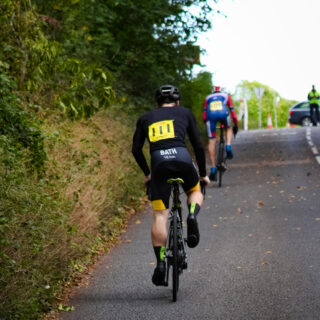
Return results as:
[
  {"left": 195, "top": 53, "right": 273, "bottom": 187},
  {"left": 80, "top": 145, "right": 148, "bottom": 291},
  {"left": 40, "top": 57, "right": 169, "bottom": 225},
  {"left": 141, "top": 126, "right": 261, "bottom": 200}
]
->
[
  {"left": 226, "top": 145, "right": 233, "bottom": 159},
  {"left": 187, "top": 214, "right": 200, "bottom": 248},
  {"left": 209, "top": 167, "right": 217, "bottom": 181},
  {"left": 152, "top": 261, "right": 166, "bottom": 286}
]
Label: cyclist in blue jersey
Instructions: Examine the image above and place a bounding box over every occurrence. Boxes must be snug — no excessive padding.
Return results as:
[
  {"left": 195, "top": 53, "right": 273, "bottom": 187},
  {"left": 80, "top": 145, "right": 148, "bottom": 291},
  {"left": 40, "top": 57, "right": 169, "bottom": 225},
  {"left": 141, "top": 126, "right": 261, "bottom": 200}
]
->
[{"left": 203, "top": 86, "right": 238, "bottom": 181}]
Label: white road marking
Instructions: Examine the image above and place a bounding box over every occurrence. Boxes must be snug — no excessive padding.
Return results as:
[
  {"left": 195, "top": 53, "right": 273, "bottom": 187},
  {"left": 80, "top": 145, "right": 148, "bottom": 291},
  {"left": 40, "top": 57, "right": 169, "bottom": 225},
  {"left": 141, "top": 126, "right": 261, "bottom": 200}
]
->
[{"left": 306, "top": 128, "right": 320, "bottom": 165}]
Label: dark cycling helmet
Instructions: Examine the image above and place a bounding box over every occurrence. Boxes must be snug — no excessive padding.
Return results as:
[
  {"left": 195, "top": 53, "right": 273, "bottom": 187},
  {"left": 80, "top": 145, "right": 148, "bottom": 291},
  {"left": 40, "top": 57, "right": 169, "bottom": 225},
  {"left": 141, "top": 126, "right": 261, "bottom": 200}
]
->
[{"left": 155, "top": 85, "right": 180, "bottom": 105}]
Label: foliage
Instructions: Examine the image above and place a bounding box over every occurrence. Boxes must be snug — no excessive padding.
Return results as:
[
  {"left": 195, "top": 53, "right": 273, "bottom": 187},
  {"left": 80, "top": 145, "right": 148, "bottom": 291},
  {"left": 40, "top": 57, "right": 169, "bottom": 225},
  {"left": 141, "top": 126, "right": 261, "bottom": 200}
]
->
[
  {"left": 234, "top": 80, "right": 296, "bottom": 129},
  {"left": 33, "top": 0, "right": 213, "bottom": 103},
  {"left": 0, "top": 69, "right": 46, "bottom": 169},
  {"left": 0, "top": 160, "right": 72, "bottom": 319},
  {"left": 181, "top": 71, "right": 213, "bottom": 127},
  {"left": 0, "top": 0, "right": 115, "bottom": 120},
  {"left": 56, "top": 59, "right": 115, "bottom": 119},
  {"left": 0, "top": 108, "right": 146, "bottom": 319}
]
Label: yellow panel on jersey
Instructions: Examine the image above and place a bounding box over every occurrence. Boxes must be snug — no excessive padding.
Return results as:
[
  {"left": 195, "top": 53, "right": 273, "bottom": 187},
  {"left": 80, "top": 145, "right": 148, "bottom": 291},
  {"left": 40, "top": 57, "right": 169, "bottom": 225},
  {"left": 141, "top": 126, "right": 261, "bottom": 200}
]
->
[
  {"left": 187, "top": 181, "right": 200, "bottom": 194},
  {"left": 209, "top": 101, "right": 223, "bottom": 111},
  {"left": 148, "top": 120, "right": 175, "bottom": 142},
  {"left": 152, "top": 199, "right": 167, "bottom": 211}
]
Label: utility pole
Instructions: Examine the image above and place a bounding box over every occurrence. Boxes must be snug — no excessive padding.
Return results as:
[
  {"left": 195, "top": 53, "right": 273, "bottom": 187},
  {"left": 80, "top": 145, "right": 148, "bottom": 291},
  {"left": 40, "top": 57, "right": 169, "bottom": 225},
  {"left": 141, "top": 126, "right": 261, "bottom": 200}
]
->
[
  {"left": 254, "top": 87, "right": 265, "bottom": 129},
  {"left": 273, "top": 92, "right": 280, "bottom": 129}
]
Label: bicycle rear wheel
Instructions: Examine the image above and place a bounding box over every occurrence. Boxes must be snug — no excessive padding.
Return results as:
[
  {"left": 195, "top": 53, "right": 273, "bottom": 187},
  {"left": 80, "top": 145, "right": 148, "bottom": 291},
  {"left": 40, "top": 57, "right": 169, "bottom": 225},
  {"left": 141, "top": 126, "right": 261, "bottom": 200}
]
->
[
  {"left": 217, "top": 142, "right": 224, "bottom": 187},
  {"left": 172, "top": 210, "right": 179, "bottom": 302}
]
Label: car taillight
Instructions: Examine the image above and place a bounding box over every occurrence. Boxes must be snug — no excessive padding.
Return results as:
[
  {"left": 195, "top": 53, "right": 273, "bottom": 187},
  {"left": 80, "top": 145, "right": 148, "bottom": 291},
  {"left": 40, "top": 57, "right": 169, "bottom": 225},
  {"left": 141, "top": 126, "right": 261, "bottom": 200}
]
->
[{"left": 289, "top": 110, "right": 293, "bottom": 115}]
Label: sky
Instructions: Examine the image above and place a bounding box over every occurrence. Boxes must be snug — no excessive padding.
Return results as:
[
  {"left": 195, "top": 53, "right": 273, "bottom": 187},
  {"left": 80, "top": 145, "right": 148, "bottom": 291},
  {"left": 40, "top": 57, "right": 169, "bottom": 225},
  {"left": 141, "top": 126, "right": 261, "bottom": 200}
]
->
[{"left": 194, "top": 0, "right": 320, "bottom": 101}]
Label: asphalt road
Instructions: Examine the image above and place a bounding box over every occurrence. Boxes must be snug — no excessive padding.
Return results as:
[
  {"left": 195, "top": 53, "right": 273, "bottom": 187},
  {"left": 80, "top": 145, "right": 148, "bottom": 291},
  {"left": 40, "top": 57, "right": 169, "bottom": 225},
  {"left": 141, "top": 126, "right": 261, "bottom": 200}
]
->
[{"left": 61, "top": 127, "right": 320, "bottom": 320}]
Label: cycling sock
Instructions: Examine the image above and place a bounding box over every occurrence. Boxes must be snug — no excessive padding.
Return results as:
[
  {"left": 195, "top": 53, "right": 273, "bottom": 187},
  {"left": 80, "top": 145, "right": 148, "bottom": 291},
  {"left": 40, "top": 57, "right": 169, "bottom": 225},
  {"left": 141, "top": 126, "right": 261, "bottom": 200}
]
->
[
  {"left": 210, "top": 167, "right": 216, "bottom": 173},
  {"left": 188, "top": 202, "right": 200, "bottom": 217},
  {"left": 153, "top": 246, "right": 165, "bottom": 265},
  {"left": 226, "top": 144, "right": 232, "bottom": 151}
]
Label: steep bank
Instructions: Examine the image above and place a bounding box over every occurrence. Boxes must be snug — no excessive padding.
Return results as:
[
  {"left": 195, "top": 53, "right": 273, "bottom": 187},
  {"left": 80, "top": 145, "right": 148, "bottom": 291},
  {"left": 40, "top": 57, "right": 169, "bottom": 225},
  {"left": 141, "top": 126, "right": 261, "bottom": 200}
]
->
[{"left": 0, "top": 106, "right": 147, "bottom": 319}]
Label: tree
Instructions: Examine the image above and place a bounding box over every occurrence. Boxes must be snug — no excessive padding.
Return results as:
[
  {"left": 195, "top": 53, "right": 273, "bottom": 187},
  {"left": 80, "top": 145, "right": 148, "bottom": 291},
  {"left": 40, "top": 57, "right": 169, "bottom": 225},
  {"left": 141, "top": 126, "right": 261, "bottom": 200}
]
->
[
  {"left": 180, "top": 71, "right": 213, "bottom": 127},
  {"left": 32, "top": 0, "right": 214, "bottom": 102},
  {"left": 234, "top": 80, "right": 296, "bottom": 129}
]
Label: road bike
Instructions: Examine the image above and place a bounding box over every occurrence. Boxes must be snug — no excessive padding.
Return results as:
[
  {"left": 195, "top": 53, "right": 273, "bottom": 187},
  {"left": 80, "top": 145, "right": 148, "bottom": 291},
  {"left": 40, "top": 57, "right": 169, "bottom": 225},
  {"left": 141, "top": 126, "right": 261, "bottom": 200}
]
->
[
  {"left": 216, "top": 123, "right": 227, "bottom": 187},
  {"left": 163, "top": 178, "right": 185, "bottom": 302},
  {"left": 164, "top": 178, "right": 206, "bottom": 302},
  {"left": 146, "top": 179, "right": 205, "bottom": 302}
]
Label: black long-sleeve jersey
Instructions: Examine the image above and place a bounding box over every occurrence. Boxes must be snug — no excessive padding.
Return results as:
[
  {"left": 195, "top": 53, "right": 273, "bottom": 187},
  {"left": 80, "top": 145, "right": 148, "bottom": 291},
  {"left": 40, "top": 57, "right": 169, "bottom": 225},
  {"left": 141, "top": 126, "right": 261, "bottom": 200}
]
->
[{"left": 132, "top": 106, "right": 206, "bottom": 177}]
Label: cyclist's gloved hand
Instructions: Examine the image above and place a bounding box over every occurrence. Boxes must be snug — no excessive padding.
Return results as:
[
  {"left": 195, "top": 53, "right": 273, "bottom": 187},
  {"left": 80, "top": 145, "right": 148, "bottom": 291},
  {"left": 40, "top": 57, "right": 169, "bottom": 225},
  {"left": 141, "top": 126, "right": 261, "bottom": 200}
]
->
[{"left": 233, "top": 126, "right": 238, "bottom": 137}]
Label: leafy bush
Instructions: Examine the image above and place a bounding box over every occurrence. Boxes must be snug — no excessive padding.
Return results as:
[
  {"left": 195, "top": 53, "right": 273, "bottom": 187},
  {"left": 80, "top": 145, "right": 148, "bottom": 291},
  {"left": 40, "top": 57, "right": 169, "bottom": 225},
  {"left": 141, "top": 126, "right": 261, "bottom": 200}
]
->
[
  {"left": 57, "top": 59, "right": 115, "bottom": 119},
  {"left": 0, "top": 69, "right": 46, "bottom": 169}
]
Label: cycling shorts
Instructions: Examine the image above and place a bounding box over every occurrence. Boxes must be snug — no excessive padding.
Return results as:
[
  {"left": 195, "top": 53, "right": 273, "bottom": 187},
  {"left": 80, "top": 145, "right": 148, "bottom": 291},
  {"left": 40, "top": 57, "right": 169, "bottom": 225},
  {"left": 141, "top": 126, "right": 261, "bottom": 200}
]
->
[
  {"left": 150, "top": 147, "right": 200, "bottom": 210},
  {"left": 205, "top": 115, "right": 231, "bottom": 139}
]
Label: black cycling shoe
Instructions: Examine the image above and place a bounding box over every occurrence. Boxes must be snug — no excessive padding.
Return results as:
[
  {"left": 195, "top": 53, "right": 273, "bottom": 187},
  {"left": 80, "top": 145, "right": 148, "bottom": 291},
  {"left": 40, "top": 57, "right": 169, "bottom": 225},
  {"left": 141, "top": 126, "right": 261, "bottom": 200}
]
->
[
  {"left": 152, "top": 261, "right": 166, "bottom": 286},
  {"left": 187, "top": 214, "right": 200, "bottom": 248}
]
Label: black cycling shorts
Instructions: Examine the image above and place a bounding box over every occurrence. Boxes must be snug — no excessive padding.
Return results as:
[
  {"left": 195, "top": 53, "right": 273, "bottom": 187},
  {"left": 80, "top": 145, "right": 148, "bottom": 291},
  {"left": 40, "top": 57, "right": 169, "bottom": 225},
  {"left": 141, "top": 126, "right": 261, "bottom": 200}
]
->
[{"left": 150, "top": 147, "right": 200, "bottom": 210}]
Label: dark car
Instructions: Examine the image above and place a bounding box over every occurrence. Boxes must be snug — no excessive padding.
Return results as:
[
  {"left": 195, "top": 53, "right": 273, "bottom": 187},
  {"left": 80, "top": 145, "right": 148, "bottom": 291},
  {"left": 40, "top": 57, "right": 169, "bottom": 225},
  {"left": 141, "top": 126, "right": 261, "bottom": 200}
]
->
[{"left": 288, "top": 101, "right": 312, "bottom": 126}]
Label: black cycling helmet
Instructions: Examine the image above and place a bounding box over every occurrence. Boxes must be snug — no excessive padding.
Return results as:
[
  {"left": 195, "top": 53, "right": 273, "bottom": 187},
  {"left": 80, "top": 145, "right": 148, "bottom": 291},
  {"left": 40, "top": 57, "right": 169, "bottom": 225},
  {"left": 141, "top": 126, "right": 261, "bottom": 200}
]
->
[{"left": 155, "top": 85, "right": 180, "bottom": 105}]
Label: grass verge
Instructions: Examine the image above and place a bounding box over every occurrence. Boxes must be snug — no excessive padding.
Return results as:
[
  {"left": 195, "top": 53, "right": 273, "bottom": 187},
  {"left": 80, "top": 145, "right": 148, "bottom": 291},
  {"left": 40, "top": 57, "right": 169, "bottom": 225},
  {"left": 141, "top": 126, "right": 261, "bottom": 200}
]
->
[{"left": 0, "top": 106, "right": 147, "bottom": 319}]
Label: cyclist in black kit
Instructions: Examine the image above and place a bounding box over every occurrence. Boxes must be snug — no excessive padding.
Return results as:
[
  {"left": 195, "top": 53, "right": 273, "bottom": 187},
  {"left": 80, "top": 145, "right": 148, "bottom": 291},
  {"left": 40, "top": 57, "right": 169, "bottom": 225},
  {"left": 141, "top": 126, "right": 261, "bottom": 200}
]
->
[{"left": 132, "top": 85, "right": 210, "bottom": 286}]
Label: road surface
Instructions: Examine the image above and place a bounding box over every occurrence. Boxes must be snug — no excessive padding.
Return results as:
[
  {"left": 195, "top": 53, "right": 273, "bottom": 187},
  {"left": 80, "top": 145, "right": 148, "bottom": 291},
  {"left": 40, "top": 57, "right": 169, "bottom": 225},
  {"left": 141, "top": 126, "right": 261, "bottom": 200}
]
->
[{"left": 61, "top": 127, "right": 320, "bottom": 320}]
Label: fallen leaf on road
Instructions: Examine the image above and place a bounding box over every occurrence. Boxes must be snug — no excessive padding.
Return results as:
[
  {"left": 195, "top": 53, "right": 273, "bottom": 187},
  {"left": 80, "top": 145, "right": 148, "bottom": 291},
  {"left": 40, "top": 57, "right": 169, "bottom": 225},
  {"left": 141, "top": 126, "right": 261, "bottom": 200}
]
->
[
  {"left": 297, "top": 186, "right": 306, "bottom": 191},
  {"left": 236, "top": 266, "right": 242, "bottom": 270},
  {"left": 280, "top": 190, "right": 284, "bottom": 193},
  {"left": 296, "top": 227, "right": 301, "bottom": 231},
  {"left": 315, "top": 218, "right": 320, "bottom": 221},
  {"left": 212, "top": 224, "right": 218, "bottom": 228},
  {"left": 205, "top": 249, "right": 210, "bottom": 252},
  {"left": 272, "top": 181, "right": 280, "bottom": 184},
  {"left": 149, "top": 262, "right": 156, "bottom": 265},
  {"left": 265, "top": 251, "right": 272, "bottom": 254},
  {"left": 268, "top": 237, "right": 272, "bottom": 240},
  {"left": 261, "top": 262, "right": 268, "bottom": 265},
  {"left": 237, "top": 208, "right": 242, "bottom": 214},
  {"left": 136, "top": 220, "right": 141, "bottom": 224},
  {"left": 248, "top": 234, "right": 253, "bottom": 237},
  {"left": 256, "top": 200, "right": 264, "bottom": 207},
  {"left": 124, "top": 240, "right": 132, "bottom": 243}
]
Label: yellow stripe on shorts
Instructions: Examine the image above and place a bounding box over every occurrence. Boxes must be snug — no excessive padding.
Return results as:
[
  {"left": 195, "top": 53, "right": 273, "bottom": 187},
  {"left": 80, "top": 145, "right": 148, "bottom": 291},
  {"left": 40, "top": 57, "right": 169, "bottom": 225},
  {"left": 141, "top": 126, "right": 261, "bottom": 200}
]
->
[
  {"left": 187, "top": 181, "right": 200, "bottom": 194},
  {"left": 152, "top": 199, "right": 167, "bottom": 211}
]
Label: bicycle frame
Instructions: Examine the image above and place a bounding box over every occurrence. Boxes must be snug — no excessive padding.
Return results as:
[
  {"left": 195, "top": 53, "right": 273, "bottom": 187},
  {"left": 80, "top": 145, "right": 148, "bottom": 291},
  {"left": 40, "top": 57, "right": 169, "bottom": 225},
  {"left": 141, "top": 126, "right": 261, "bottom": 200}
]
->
[
  {"left": 216, "top": 123, "right": 227, "bottom": 187},
  {"left": 164, "top": 179, "right": 186, "bottom": 302}
]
